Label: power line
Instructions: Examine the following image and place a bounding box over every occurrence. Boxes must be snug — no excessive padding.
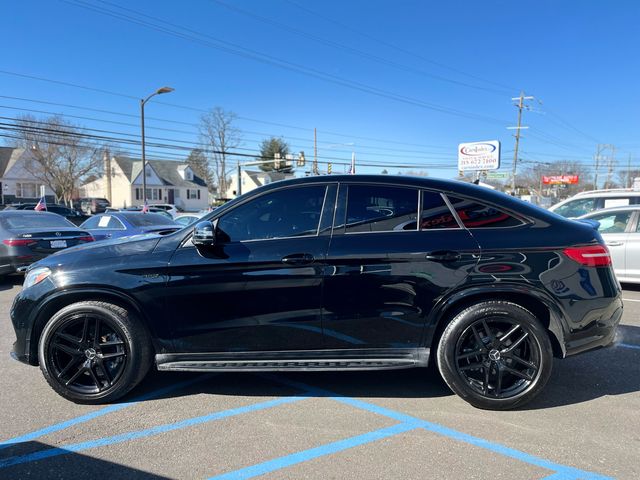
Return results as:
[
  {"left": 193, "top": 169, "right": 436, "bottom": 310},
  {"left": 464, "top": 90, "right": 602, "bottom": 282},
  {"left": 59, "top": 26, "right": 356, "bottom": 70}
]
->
[
  {"left": 208, "top": 0, "right": 510, "bottom": 96},
  {"left": 56, "top": 0, "right": 510, "bottom": 126}
]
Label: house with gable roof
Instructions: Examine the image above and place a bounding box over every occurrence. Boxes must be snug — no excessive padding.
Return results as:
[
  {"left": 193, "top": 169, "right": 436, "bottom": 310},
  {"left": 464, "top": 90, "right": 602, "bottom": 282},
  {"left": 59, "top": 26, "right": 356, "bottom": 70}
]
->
[
  {"left": 0, "top": 147, "right": 56, "bottom": 204},
  {"left": 81, "top": 156, "right": 208, "bottom": 211}
]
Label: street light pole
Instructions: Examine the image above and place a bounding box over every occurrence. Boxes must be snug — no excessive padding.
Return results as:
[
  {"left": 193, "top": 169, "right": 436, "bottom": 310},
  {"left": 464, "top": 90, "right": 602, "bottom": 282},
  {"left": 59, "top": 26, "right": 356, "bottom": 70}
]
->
[{"left": 140, "top": 86, "right": 174, "bottom": 205}]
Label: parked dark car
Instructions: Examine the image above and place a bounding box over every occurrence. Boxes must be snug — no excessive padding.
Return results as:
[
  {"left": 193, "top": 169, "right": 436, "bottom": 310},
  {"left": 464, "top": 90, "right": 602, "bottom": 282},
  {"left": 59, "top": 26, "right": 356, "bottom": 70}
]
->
[
  {"left": 79, "top": 197, "right": 111, "bottom": 215},
  {"left": 4, "top": 203, "right": 89, "bottom": 226},
  {"left": 0, "top": 211, "right": 94, "bottom": 276},
  {"left": 80, "top": 212, "right": 180, "bottom": 242},
  {"left": 11, "top": 176, "right": 622, "bottom": 409}
]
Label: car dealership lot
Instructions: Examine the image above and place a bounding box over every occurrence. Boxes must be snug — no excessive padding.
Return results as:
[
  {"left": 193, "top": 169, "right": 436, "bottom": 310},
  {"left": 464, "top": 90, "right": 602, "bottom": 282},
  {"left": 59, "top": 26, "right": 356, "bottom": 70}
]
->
[{"left": 0, "top": 277, "right": 638, "bottom": 480}]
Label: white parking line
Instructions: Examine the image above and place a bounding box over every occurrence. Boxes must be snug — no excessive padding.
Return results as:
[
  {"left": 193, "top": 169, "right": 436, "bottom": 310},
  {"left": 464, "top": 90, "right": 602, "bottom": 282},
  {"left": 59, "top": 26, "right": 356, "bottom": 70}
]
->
[{"left": 622, "top": 298, "right": 640, "bottom": 302}]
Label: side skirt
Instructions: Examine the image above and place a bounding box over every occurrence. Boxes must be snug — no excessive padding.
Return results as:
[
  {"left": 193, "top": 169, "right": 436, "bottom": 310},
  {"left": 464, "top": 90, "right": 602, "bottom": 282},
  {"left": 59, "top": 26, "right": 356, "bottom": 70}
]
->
[{"left": 156, "top": 348, "right": 430, "bottom": 372}]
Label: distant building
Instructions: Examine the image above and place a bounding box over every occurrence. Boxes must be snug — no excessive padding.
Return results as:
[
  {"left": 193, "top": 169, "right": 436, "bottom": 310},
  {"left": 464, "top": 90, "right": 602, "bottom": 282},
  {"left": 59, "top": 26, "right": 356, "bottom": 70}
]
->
[
  {"left": 81, "top": 156, "right": 208, "bottom": 211},
  {"left": 0, "top": 147, "right": 56, "bottom": 204},
  {"left": 226, "top": 170, "right": 294, "bottom": 198}
]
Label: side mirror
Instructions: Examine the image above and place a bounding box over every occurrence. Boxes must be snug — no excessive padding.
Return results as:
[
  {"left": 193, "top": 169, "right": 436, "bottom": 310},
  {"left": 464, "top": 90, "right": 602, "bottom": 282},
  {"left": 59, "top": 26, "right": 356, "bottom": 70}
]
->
[{"left": 193, "top": 220, "right": 217, "bottom": 246}]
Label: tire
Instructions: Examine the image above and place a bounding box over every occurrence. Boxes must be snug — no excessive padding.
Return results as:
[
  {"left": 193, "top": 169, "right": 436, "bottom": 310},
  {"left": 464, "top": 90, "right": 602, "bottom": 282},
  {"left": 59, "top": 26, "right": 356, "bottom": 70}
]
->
[
  {"left": 38, "top": 301, "right": 153, "bottom": 404},
  {"left": 436, "top": 301, "right": 553, "bottom": 410}
]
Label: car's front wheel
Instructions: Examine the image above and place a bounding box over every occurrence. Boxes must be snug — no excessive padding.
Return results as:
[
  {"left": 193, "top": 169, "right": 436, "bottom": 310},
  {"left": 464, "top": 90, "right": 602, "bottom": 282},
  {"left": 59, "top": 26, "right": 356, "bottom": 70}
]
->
[
  {"left": 38, "top": 301, "right": 153, "bottom": 404},
  {"left": 437, "top": 301, "right": 553, "bottom": 410}
]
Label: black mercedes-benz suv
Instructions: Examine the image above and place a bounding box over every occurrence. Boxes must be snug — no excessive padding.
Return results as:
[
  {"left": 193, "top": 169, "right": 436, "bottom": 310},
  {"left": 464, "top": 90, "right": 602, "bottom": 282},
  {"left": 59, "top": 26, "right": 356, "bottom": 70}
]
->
[{"left": 10, "top": 175, "right": 623, "bottom": 409}]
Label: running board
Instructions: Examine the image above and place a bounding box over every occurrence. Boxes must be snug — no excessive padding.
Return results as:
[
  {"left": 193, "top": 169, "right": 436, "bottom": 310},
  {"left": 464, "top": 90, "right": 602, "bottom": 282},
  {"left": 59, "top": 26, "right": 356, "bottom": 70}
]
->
[{"left": 156, "top": 348, "right": 429, "bottom": 372}]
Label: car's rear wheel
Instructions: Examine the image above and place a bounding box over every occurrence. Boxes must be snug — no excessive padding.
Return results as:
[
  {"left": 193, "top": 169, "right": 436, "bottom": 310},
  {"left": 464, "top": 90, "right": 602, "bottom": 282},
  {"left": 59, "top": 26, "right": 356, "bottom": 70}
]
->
[
  {"left": 437, "top": 301, "right": 553, "bottom": 410},
  {"left": 38, "top": 301, "right": 152, "bottom": 404}
]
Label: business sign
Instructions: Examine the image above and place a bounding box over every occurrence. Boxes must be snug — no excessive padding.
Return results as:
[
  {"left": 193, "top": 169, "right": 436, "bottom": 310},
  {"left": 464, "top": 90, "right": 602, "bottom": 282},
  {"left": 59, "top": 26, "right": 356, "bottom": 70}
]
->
[
  {"left": 542, "top": 175, "right": 579, "bottom": 185},
  {"left": 486, "top": 171, "right": 509, "bottom": 179},
  {"left": 458, "top": 141, "right": 500, "bottom": 171}
]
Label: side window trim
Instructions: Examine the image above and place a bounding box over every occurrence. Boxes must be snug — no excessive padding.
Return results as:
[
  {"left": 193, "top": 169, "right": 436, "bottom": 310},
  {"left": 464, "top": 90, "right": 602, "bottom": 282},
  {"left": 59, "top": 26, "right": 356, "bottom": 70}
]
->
[{"left": 440, "top": 192, "right": 466, "bottom": 229}]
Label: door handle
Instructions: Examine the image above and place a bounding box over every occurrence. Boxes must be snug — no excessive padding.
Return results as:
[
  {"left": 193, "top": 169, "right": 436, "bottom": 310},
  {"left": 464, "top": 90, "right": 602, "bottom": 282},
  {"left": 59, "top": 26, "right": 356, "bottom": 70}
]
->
[
  {"left": 282, "top": 253, "right": 315, "bottom": 265},
  {"left": 606, "top": 241, "right": 623, "bottom": 247},
  {"left": 426, "top": 251, "right": 461, "bottom": 262}
]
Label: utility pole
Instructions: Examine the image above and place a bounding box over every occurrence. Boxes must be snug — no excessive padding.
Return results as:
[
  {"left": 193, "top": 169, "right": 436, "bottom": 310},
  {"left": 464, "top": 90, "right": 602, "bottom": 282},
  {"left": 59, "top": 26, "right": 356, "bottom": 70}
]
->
[
  {"left": 103, "top": 148, "right": 112, "bottom": 203},
  {"left": 628, "top": 154, "right": 633, "bottom": 188},
  {"left": 605, "top": 145, "right": 615, "bottom": 189},
  {"left": 313, "top": 128, "right": 319, "bottom": 175},
  {"left": 509, "top": 91, "right": 534, "bottom": 195}
]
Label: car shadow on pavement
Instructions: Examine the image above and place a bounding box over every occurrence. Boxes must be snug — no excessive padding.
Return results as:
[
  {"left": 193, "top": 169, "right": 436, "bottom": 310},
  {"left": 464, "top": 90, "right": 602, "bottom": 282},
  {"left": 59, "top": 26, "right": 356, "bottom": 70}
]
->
[
  {"left": 0, "top": 275, "right": 23, "bottom": 292},
  {"left": 1, "top": 441, "right": 171, "bottom": 479},
  {"left": 525, "top": 324, "right": 640, "bottom": 410},
  {"left": 621, "top": 282, "right": 640, "bottom": 292}
]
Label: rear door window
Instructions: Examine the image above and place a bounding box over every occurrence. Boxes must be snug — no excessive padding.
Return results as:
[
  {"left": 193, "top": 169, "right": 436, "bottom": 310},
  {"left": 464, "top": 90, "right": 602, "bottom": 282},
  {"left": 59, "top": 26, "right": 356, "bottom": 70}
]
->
[
  {"left": 553, "top": 198, "right": 597, "bottom": 218},
  {"left": 420, "top": 191, "right": 460, "bottom": 230},
  {"left": 345, "top": 185, "right": 418, "bottom": 233}
]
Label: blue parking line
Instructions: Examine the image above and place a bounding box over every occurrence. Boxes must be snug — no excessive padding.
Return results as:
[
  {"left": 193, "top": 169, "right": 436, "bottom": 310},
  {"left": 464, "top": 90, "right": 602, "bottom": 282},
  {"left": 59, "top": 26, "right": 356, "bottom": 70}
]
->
[
  {"left": 0, "top": 395, "right": 306, "bottom": 469},
  {"left": 208, "top": 422, "right": 419, "bottom": 480},
  {"left": 263, "top": 375, "right": 612, "bottom": 480},
  {"left": 619, "top": 343, "right": 640, "bottom": 351},
  {"left": 0, "top": 374, "right": 211, "bottom": 449}
]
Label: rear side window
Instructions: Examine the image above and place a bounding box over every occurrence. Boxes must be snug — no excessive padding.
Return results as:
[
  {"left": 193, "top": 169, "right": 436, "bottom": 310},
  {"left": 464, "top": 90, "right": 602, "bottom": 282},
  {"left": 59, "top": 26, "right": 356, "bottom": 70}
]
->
[
  {"left": 345, "top": 185, "right": 418, "bottom": 233},
  {"left": 421, "top": 191, "right": 460, "bottom": 230},
  {"left": 589, "top": 211, "right": 633, "bottom": 233},
  {"left": 445, "top": 196, "right": 524, "bottom": 229}
]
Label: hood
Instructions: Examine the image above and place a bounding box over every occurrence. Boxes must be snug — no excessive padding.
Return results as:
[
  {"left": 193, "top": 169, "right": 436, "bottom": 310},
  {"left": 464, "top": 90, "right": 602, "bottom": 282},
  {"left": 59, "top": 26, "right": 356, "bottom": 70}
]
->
[{"left": 33, "top": 234, "right": 161, "bottom": 270}]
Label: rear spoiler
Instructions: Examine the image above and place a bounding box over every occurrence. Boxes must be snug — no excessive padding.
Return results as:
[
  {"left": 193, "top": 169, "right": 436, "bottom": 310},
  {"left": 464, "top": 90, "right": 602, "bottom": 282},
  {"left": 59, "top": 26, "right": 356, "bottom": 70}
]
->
[{"left": 574, "top": 219, "right": 600, "bottom": 230}]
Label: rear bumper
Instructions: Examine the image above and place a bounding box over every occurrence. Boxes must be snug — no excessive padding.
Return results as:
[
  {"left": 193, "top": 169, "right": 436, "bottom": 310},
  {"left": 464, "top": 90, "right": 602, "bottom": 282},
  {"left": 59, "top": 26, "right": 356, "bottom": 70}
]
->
[{"left": 563, "top": 296, "right": 623, "bottom": 357}]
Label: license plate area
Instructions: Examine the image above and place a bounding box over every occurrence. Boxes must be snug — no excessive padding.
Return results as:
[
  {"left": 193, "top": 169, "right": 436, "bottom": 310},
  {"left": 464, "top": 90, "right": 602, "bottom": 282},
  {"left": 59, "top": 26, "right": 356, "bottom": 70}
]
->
[{"left": 50, "top": 240, "right": 67, "bottom": 249}]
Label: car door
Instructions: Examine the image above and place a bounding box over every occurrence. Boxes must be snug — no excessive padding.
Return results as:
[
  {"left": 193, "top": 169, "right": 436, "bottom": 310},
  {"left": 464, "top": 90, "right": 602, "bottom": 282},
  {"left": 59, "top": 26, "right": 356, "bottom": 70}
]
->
[
  {"left": 165, "top": 183, "right": 336, "bottom": 353},
  {"left": 587, "top": 210, "right": 634, "bottom": 278},
  {"left": 322, "top": 184, "right": 480, "bottom": 350}
]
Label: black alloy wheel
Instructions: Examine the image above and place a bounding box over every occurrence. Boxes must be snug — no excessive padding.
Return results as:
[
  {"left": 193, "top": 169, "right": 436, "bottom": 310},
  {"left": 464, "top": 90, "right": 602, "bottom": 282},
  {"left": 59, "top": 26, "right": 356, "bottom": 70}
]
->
[
  {"left": 437, "top": 301, "right": 553, "bottom": 410},
  {"left": 38, "top": 301, "right": 152, "bottom": 404}
]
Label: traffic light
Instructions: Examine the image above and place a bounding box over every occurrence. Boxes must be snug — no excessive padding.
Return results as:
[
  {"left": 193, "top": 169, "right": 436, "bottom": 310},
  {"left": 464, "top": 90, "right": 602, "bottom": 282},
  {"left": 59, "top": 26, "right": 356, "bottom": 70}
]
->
[
  {"left": 274, "top": 152, "right": 281, "bottom": 170},
  {"left": 327, "top": 163, "right": 332, "bottom": 174},
  {"left": 297, "top": 151, "right": 305, "bottom": 167}
]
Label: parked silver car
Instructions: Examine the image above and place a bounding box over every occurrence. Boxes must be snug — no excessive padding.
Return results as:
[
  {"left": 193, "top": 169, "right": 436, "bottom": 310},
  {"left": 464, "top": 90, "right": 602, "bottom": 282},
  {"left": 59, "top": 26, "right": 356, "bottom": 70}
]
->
[{"left": 579, "top": 205, "right": 640, "bottom": 283}]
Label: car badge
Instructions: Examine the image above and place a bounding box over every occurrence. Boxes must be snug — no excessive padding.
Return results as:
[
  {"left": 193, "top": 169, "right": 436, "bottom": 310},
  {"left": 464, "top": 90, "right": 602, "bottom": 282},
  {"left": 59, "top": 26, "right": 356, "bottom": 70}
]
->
[{"left": 56, "top": 232, "right": 62, "bottom": 237}]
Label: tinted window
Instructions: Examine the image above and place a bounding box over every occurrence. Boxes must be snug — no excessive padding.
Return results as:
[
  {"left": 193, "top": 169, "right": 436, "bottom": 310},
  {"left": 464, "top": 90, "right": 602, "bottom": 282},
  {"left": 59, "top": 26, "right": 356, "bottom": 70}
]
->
[
  {"left": 1, "top": 214, "right": 74, "bottom": 229},
  {"left": 589, "top": 211, "right": 633, "bottom": 233},
  {"left": 421, "top": 191, "right": 460, "bottom": 230},
  {"left": 446, "top": 196, "right": 524, "bottom": 228},
  {"left": 47, "top": 206, "right": 73, "bottom": 215},
  {"left": 80, "top": 216, "right": 101, "bottom": 229},
  {"left": 125, "top": 213, "right": 175, "bottom": 227},
  {"left": 218, "top": 185, "right": 326, "bottom": 242},
  {"left": 345, "top": 185, "right": 418, "bottom": 233}
]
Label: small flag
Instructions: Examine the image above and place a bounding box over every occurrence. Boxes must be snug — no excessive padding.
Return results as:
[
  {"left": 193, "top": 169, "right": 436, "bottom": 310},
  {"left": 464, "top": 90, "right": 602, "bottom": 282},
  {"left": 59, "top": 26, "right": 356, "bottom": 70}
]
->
[
  {"left": 349, "top": 152, "right": 356, "bottom": 175},
  {"left": 141, "top": 199, "right": 149, "bottom": 213},
  {"left": 34, "top": 196, "right": 47, "bottom": 211}
]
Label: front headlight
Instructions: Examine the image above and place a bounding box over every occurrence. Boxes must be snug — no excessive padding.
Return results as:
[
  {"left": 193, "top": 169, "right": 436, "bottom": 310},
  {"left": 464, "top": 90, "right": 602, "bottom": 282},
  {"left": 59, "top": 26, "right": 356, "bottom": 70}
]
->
[{"left": 24, "top": 267, "right": 51, "bottom": 289}]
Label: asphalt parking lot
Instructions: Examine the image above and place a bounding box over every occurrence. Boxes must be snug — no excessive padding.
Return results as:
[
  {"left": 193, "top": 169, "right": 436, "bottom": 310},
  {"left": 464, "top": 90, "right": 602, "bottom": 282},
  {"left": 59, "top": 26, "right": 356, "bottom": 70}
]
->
[{"left": 0, "top": 276, "right": 638, "bottom": 480}]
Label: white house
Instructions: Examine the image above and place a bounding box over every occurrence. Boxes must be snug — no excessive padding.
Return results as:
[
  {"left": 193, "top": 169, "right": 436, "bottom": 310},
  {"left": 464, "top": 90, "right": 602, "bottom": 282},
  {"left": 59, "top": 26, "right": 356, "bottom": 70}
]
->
[
  {"left": 226, "top": 170, "right": 294, "bottom": 199},
  {"left": 0, "top": 147, "right": 56, "bottom": 204},
  {"left": 81, "top": 156, "right": 209, "bottom": 211}
]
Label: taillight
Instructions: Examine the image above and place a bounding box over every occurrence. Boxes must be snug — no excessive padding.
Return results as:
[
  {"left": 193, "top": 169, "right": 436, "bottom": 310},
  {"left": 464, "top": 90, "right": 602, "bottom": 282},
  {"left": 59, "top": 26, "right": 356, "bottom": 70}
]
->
[
  {"left": 78, "top": 236, "right": 94, "bottom": 242},
  {"left": 563, "top": 245, "right": 612, "bottom": 267},
  {"left": 3, "top": 238, "right": 37, "bottom": 247}
]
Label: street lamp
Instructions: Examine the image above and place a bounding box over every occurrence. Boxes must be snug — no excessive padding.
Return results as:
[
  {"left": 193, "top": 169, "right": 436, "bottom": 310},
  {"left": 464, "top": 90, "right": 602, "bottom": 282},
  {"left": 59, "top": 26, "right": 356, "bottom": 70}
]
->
[{"left": 140, "top": 86, "right": 174, "bottom": 205}]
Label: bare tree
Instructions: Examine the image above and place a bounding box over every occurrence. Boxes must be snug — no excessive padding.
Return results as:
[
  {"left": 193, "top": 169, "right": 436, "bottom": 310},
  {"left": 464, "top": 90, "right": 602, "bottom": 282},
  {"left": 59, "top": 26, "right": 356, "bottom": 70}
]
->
[
  {"left": 10, "top": 115, "right": 102, "bottom": 205},
  {"left": 199, "top": 107, "right": 241, "bottom": 196}
]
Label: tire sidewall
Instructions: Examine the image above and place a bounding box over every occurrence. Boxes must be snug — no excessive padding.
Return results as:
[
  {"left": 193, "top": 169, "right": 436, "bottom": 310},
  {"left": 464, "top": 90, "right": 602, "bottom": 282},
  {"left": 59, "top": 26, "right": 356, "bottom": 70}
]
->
[{"left": 437, "top": 302, "right": 553, "bottom": 410}]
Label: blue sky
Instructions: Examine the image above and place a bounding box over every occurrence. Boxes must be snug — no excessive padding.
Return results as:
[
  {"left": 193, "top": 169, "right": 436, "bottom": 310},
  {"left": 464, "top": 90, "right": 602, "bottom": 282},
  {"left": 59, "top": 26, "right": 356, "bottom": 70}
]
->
[{"left": 1, "top": 0, "right": 638, "bottom": 180}]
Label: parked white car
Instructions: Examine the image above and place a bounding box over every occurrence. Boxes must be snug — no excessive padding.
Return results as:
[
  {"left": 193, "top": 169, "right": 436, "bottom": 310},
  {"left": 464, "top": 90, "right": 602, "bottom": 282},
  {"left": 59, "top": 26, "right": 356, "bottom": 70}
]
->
[
  {"left": 147, "top": 204, "right": 180, "bottom": 218},
  {"left": 579, "top": 205, "right": 640, "bottom": 284},
  {"left": 550, "top": 188, "right": 640, "bottom": 218}
]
